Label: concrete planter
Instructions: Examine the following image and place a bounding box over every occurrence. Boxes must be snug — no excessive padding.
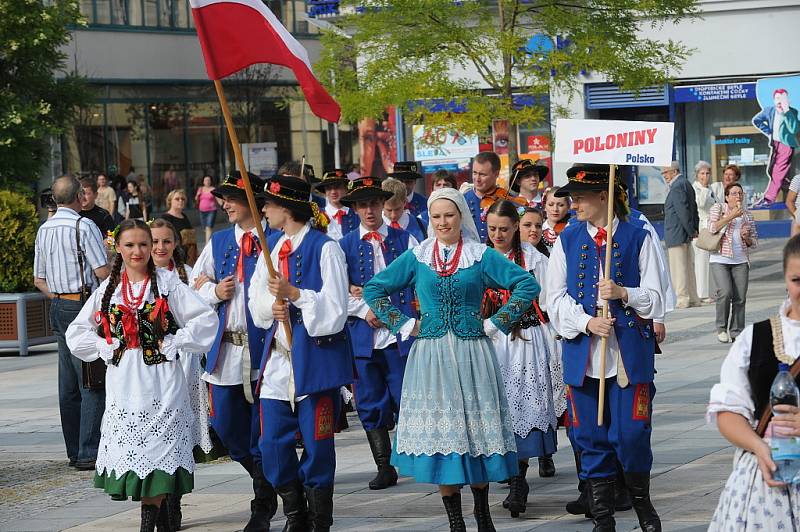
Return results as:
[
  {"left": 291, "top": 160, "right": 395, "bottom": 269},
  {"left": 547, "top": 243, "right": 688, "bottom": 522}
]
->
[{"left": 0, "top": 292, "right": 56, "bottom": 356}]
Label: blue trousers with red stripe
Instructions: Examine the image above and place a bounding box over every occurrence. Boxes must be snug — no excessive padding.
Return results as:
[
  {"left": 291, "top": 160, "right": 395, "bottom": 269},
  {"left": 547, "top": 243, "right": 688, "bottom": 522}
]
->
[
  {"left": 568, "top": 377, "right": 655, "bottom": 479},
  {"left": 259, "top": 388, "right": 340, "bottom": 489},
  {"left": 353, "top": 345, "right": 406, "bottom": 431},
  {"left": 208, "top": 381, "right": 261, "bottom": 463}
]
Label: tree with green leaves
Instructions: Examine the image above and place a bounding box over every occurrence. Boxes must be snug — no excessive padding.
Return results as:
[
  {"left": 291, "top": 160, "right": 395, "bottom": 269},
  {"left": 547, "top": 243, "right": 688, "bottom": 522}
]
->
[
  {"left": 316, "top": 0, "right": 699, "bottom": 160},
  {"left": 0, "top": 0, "right": 89, "bottom": 192}
]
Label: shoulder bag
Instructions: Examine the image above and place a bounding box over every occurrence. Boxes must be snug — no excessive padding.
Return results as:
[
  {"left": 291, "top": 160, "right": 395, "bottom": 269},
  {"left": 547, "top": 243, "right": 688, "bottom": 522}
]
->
[{"left": 76, "top": 216, "right": 107, "bottom": 391}]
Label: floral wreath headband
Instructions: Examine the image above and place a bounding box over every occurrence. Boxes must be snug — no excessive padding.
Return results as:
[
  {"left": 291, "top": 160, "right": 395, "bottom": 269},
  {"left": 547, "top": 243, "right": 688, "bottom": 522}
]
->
[{"left": 480, "top": 204, "right": 533, "bottom": 223}]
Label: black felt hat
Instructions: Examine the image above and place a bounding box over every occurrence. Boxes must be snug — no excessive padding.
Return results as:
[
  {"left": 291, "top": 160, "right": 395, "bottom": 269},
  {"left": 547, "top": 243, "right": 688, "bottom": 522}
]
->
[
  {"left": 388, "top": 161, "right": 423, "bottom": 180},
  {"left": 260, "top": 175, "right": 314, "bottom": 219},
  {"left": 340, "top": 177, "right": 393, "bottom": 206},
  {"left": 554, "top": 164, "right": 617, "bottom": 197},
  {"left": 510, "top": 159, "right": 549, "bottom": 192},
  {"left": 312, "top": 169, "right": 350, "bottom": 191},
  {"left": 212, "top": 172, "right": 268, "bottom": 201}
]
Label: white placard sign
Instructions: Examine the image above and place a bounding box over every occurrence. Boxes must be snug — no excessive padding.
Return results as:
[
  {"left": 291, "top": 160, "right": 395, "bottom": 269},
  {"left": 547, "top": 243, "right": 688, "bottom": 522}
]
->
[{"left": 554, "top": 119, "right": 674, "bottom": 166}]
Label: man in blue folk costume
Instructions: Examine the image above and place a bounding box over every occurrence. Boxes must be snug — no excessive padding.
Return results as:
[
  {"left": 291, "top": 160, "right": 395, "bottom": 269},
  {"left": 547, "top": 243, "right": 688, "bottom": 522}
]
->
[
  {"left": 546, "top": 165, "right": 665, "bottom": 532},
  {"left": 388, "top": 160, "right": 428, "bottom": 217},
  {"left": 189, "top": 173, "right": 277, "bottom": 532},
  {"left": 339, "top": 176, "right": 420, "bottom": 490},
  {"left": 249, "top": 175, "right": 353, "bottom": 532},
  {"left": 313, "top": 169, "right": 360, "bottom": 241}
]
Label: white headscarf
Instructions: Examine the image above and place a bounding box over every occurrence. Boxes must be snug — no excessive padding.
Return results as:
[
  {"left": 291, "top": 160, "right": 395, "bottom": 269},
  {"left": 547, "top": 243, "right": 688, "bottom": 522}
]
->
[{"left": 426, "top": 187, "right": 480, "bottom": 243}]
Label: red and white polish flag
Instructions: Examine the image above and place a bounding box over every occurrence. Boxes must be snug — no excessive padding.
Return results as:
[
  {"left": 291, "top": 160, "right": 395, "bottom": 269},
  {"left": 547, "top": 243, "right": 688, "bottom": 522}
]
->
[{"left": 190, "top": 0, "right": 341, "bottom": 123}]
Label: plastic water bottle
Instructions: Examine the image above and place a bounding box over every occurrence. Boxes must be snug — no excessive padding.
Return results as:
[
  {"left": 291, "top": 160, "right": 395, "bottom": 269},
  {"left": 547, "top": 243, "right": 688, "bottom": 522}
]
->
[{"left": 769, "top": 363, "right": 800, "bottom": 483}]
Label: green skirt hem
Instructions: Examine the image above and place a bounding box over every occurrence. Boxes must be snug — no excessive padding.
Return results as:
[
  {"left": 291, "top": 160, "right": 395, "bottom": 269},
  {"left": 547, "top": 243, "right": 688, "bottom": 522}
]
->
[{"left": 94, "top": 467, "right": 194, "bottom": 501}]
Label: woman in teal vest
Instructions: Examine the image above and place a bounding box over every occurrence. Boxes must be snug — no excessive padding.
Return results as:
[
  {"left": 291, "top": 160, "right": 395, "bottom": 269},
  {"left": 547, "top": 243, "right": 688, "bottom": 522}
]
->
[{"left": 364, "top": 187, "right": 539, "bottom": 531}]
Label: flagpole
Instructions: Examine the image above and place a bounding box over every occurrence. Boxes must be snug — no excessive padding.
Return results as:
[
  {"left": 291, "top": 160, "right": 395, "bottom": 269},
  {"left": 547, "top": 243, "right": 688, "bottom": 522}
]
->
[
  {"left": 597, "top": 164, "right": 616, "bottom": 426},
  {"left": 213, "top": 79, "right": 293, "bottom": 345}
]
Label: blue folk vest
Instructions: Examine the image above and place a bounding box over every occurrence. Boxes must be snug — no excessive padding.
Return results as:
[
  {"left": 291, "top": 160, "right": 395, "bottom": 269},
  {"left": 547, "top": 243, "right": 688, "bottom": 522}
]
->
[
  {"left": 330, "top": 206, "right": 360, "bottom": 238},
  {"left": 559, "top": 221, "right": 655, "bottom": 386},
  {"left": 206, "top": 226, "right": 271, "bottom": 375},
  {"left": 463, "top": 189, "right": 488, "bottom": 242},
  {"left": 340, "top": 226, "right": 417, "bottom": 358},
  {"left": 259, "top": 229, "right": 354, "bottom": 396},
  {"left": 408, "top": 192, "right": 428, "bottom": 217}
]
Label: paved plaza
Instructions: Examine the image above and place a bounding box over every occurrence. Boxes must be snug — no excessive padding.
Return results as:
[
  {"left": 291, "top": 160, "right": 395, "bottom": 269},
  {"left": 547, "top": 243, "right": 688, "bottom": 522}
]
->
[{"left": 0, "top": 239, "right": 787, "bottom": 531}]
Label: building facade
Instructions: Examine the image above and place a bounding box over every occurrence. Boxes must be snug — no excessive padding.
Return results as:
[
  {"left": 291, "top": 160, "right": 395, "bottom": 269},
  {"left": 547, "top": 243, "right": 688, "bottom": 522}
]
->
[{"left": 58, "top": 0, "right": 355, "bottom": 210}]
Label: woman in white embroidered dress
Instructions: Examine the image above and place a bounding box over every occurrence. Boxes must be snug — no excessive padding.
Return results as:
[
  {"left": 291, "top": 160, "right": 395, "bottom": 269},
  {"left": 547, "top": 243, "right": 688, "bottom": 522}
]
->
[
  {"left": 482, "top": 200, "right": 565, "bottom": 518},
  {"left": 150, "top": 218, "right": 216, "bottom": 529},
  {"left": 708, "top": 235, "right": 800, "bottom": 531},
  {"left": 66, "top": 219, "right": 218, "bottom": 532}
]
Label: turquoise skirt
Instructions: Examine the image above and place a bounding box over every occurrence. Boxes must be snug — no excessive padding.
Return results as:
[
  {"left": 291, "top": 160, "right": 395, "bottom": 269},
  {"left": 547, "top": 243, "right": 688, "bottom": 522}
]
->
[{"left": 391, "top": 333, "right": 518, "bottom": 485}]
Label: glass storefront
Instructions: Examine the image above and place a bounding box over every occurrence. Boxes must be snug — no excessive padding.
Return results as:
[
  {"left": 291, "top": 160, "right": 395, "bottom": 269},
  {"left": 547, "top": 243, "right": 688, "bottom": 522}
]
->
[
  {"left": 679, "top": 97, "right": 778, "bottom": 199},
  {"left": 62, "top": 85, "right": 292, "bottom": 212}
]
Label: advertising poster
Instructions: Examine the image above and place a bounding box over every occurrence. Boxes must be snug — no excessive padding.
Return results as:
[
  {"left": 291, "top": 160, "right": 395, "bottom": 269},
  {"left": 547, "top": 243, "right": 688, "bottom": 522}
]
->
[
  {"left": 751, "top": 75, "right": 800, "bottom": 206},
  {"left": 359, "top": 107, "right": 397, "bottom": 178},
  {"left": 412, "top": 125, "right": 480, "bottom": 162}
]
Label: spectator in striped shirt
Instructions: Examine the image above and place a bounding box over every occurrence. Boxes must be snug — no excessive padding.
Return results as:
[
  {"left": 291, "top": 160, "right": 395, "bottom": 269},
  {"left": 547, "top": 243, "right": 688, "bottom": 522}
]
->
[{"left": 34, "top": 176, "right": 110, "bottom": 471}]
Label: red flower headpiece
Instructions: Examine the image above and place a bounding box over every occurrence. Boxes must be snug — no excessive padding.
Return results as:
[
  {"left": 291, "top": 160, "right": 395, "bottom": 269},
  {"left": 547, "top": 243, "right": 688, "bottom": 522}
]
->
[
  {"left": 236, "top": 178, "right": 244, "bottom": 188},
  {"left": 362, "top": 178, "right": 374, "bottom": 186},
  {"left": 574, "top": 171, "right": 586, "bottom": 182},
  {"left": 269, "top": 181, "right": 281, "bottom": 193}
]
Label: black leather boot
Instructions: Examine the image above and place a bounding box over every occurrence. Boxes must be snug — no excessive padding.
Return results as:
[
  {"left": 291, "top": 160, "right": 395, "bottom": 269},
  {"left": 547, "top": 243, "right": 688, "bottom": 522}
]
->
[
  {"left": 614, "top": 460, "right": 632, "bottom": 511},
  {"left": 365, "top": 427, "right": 398, "bottom": 490},
  {"left": 470, "top": 486, "right": 496, "bottom": 532},
  {"left": 565, "top": 449, "right": 592, "bottom": 518},
  {"left": 140, "top": 503, "right": 160, "bottom": 532},
  {"left": 588, "top": 477, "right": 616, "bottom": 532},
  {"left": 305, "top": 485, "right": 334, "bottom": 532},
  {"left": 276, "top": 481, "right": 308, "bottom": 532},
  {"left": 624, "top": 473, "right": 661, "bottom": 532},
  {"left": 538, "top": 454, "right": 555, "bottom": 477},
  {"left": 502, "top": 460, "right": 529, "bottom": 517},
  {"left": 157, "top": 497, "right": 175, "bottom": 532},
  {"left": 167, "top": 494, "right": 182, "bottom": 530},
  {"left": 441, "top": 492, "right": 466, "bottom": 532},
  {"left": 244, "top": 462, "right": 277, "bottom": 532}
]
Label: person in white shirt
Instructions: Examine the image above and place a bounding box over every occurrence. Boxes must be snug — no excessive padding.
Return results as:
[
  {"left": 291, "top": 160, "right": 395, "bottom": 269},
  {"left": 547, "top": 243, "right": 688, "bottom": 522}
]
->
[
  {"left": 339, "top": 177, "right": 419, "bottom": 491},
  {"left": 313, "top": 169, "right": 359, "bottom": 240},
  {"left": 546, "top": 164, "right": 664, "bottom": 532},
  {"left": 249, "top": 175, "right": 352, "bottom": 532},
  {"left": 188, "top": 173, "right": 278, "bottom": 532}
]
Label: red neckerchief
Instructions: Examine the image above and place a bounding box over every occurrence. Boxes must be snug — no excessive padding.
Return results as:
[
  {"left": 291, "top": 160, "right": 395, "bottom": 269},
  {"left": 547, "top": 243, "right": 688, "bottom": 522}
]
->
[{"left": 237, "top": 232, "right": 261, "bottom": 282}]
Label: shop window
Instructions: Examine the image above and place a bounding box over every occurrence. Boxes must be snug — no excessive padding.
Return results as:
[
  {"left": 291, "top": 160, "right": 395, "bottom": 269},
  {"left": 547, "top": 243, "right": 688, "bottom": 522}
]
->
[
  {"left": 682, "top": 99, "right": 773, "bottom": 198},
  {"left": 147, "top": 103, "right": 187, "bottom": 210},
  {"left": 63, "top": 104, "right": 107, "bottom": 176},
  {"left": 185, "top": 102, "right": 225, "bottom": 198}
]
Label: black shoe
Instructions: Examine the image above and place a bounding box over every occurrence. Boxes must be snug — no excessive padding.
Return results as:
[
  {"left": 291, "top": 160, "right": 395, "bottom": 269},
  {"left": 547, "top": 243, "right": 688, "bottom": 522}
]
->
[
  {"left": 74, "top": 459, "right": 96, "bottom": 471},
  {"left": 157, "top": 498, "right": 175, "bottom": 532},
  {"left": 471, "top": 486, "right": 496, "bottom": 532},
  {"left": 140, "top": 503, "right": 160, "bottom": 532},
  {"left": 305, "top": 485, "right": 334, "bottom": 532},
  {"left": 624, "top": 473, "right": 661, "bottom": 532},
  {"left": 502, "top": 460, "right": 529, "bottom": 518},
  {"left": 565, "top": 483, "right": 592, "bottom": 519},
  {"left": 168, "top": 494, "right": 182, "bottom": 531},
  {"left": 68, "top": 457, "right": 77, "bottom": 468},
  {"left": 538, "top": 455, "right": 555, "bottom": 477},
  {"left": 244, "top": 463, "right": 277, "bottom": 532},
  {"left": 441, "top": 492, "right": 466, "bottom": 532},
  {"left": 276, "top": 481, "right": 308, "bottom": 532},
  {"left": 588, "top": 478, "right": 616, "bottom": 532},
  {"left": 365, "top": 428, "right": 398, "bottom": 490}
]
